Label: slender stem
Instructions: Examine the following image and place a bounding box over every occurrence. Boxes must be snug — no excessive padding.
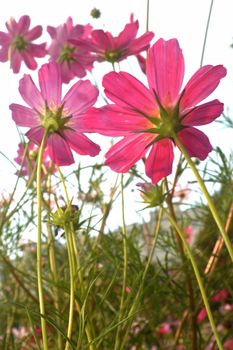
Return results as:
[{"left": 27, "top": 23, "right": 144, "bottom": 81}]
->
[
  {"left": 200, "top": 0, "right": 214, "bottom": 67},
  {"left": 163, "top": 207, "right": 224, "bottom": 350},
  {"left": 114, "top": 175, "right": 128, "bottom": 350},
  {"left": 64, "top": 223, "right": 76, "bottom": 350},
  {"left": 119, "top": 207, "right": 163, "bottom": 350},
  {"left": 165, "top": 179, "right": 197, "bottom": 349},
  {"left": 146, "top": 0, "right": 150, "bottom": 32},
  {"left": 174, "top": 134, "right": 233, "bottom": 262},
  {"left": 36, "top": 131, "right": 48, "bottom": 350}
]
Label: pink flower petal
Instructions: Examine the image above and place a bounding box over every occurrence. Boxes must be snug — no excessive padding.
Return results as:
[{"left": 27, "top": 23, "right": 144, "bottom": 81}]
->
[
  {"left": 47, "top": 25, "right": 56, "bottom": 39},
  {"left": 82, "top": 105, "right": 151, "bottom": 136},
  {"left": 39, "top": 62, "right": 62, "bottom": 108},
  {"left": 103, "top": 71, "right": 158, "bottom": 116},
  {"left": 180, "top": 65, "right": 227, "bottom": 111},
  {"left": 63, "top": 129, "right": 100, "bottom": 156},
  {"left": 0, "top": 31, "right": 11, "bottom": 45},
  {"left": 147, "top": 38, "right": 184, "bottom": 108},
  {"left": 105, "top": 133, "right": 154, "bottom": 173},
  {"left": 91, "top": 30, "right": 113, "bottom": 51},
  {"left": 27, "top": 43, "right": 46, "bottom": 58},
  {"left": 71, "top": 61, "right": 86, "bottom": 78},
  {"left": 46, "top": 133, "right": 74, "bottom": 165},
  {"left": 25, "top": 25, "right": 43, "bottom": 41},
  {"left": 17, "top": 15, "right": 30, "bottom": 34},
  {"left": 117, "top": 21, "right": 138, "bottom": 48},
  {"left": 0, "top": 46, "right": 9, "bottom": 62},
  {"left": 10, "top": 103, "right": 40, "bottom": 127},
  {"left": 63, "top": 80, "right": 98, "bottom": 116},
  {"left": 26, "top": 126, "right": 44, "bottom": 145},
  {"left": 145, "top": 139, "right": 174, "bottom": 183},
  {"left": 177, "top": 127, "right": 212, "bottom": 160},
  {"left": 10, "top": 50, "right": 22, "bottom": 73},
  {"left": 127, "top": 32, "right": 154, "bottom": 55},
  {"left": 182, "top": 100, "right": 224, "bottom": 126},
  {"left": 21, "top": 51, "right": 37, "bottom": 70},
  {"left": 19, "top": 74, "right": 44, "bottom": 110}
]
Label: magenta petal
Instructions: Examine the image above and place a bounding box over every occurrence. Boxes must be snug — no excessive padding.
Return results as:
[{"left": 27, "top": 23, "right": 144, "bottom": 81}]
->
[
  {"left": 26, "top": 126, "right": 44, "bottom": 145},
  {"left": 28, "top": 43, "right": 46, "bottom": 58},
  {"left": 145, "top": 139, "right": 174, "bottom": 183},
  {"left": 103, "top": 71, "right": 158, "bottom": 115},
  {"left": 21, "top": 51, "right": 37, "bottom": 70},
  {"left": 0, "top": 46, "right": 9, "bottom": 62},
  {"left": 147, "top": 38, "right": 185, "bottom": 108},
  {"left": 39, "top": 62, "right": 62, "bottom": 108},
  {"left": 63, "top": 80, "right": 98, "bottom": 116},
  {"left": 180, "top": 65, "right": 227, "bottom": 111},
  {"left": 46, "top": 133, "right": 74, "bottom": 166},
  {"left": 10, "top": 103, "right": 40, "bottom": 127},
  {"left": 127, "top": 32, "right": 154, "bottom": 55},
  {"left": 18, "top": 15, "right": 30, "bottom": 34},
  {"left": 117, "top": 21, "right": 138, "bottom": 47},
  {"left": 10, "top": 50, "right": 22, "bottom": 73},
  {"left": 25, "top": 25, "right": 43, "bottom": 41},
  {"left": 19, "top": 74, "right": 44, "bottom": 110},
  {"left": 177, "top": 127, "right": 212, "bottom": 160},
  {"left": 105, "top": 133, "right": 154, "bottom": 173},
  {"left": 182, "top": 100, "right": 224, "bottom": 126},
  {"left": 81, "top": 105, "right": 151, "bottom": 136},
  {"left": 64, "top": 130, "right": 100, "bottom": 156},
  {"left": 91, "top": 30, "right": 113, "bottom": 50},
  {"left": 0, "top": 31, "right": 11, "bottom": 45}
]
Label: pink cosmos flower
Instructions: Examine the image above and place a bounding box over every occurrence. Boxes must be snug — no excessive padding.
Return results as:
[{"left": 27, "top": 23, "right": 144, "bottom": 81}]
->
[
  {"left": 47, "top": 17, "right": 94, "bottom": 83},
  {"left": 183, "top": 226, "right": 193, "bottom": 244},
  {"left": 14, "top": 142, "right": 56, "bottom": 177},
  {"left": 90, "top": 14, "right": 154, "bottom": 64},
  {"left": 0, "top": 15, "right": 46, "bottom": 73},
  {"left": 85, "top": 38, "right": 226, "bottom": 183},
  {"left": 10, "top": 61, "right": 100, "bottom": 166}
]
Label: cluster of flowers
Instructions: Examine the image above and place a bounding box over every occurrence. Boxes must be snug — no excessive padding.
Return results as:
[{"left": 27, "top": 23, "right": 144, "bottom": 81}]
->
[{"left": 0, "top": 14, "right": 226, "bottom": 183}]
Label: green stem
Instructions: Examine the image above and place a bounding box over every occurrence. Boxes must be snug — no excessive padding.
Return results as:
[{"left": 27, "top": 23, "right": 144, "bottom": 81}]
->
[
  {"left": 163, "top": 207, "right": 223, "bottom": 350},
  {"left": 174, "top": 134, "right": 233, "bottom": 262},
  {"left": 200, "top": 0, "right": 214, "bottom": 67},
  {"left": 64, "top": 223, "right": 76, "bottom": 350},
  {"left": 36, "top": 130, "right": 48, "bottom": 350},
  {"left": 114, "top": 175, "right": 128, "bottom": 350}
]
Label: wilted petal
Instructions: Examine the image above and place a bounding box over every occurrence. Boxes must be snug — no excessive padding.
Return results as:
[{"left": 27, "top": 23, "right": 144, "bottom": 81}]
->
[
  {"left": 19, "top": 74, "right": 44, "bottom": 110},
  {"left": 103, "top": 71, "right": 158, "bottom": 115},
  {"left": 46, "top": 133, "right": 74, "bottom": 165},
  {"left": 39, "top": 62, "right": 62, "bottom": 108},
  {"left": 177, "top": 127, "right": 212, "bottom": 160},
  {"left": 64, "top": 129, "right": 100, "bottom": 156},
  {"left": 105, "top": 133, "right": 154, "bottom": 173},
  {"left": 180, "top": 65, "right": 227, "bottom": 111},
  {"left": 145, "top": 139, "right": 174, "bottom": 183},
  {"left": 10, "top": 103, "right": 40, "bottom": 127},
  {"left": 182, "top": 100, "right": 224, "bottom": 126},
  {"left": 147, "top": 38, "right": 185, "bottom": 108},
  {"left": 63, "top": 80, "right": 98, "bottom": 115}
]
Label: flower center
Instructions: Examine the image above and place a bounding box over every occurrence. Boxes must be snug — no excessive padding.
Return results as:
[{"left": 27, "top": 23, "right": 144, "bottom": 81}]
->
[
  {"left": 41, "top": 105, "right": 71, "bottom": 133},
  {"left": 12, "top": 35, "right": 28, "bottom": 51},
  {"left": 58, "top": 45, "right": 76, "bottom": 63},
  {"left": 105, "top": 50, "right": 122, "bottom": 63}
]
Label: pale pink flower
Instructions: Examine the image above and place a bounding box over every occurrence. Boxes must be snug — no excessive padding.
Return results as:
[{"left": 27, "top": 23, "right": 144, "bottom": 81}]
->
[
  {"left": 90, "top": 14, "right": 154, "bottom": 64},
  {"left": 14, "top": 141, "right": 56, "bottom": 177},
  {"left": 47, "top": 17, "right": 94, "bottom": 83},
  {"left": 10, "top": 62, "right": 100, "bottom": 166},
  {"left": 158, "top": 322, "right": 172, "bottom": 335},
  {"left": 0, "top": 15, "right": 46, "bottom": 73},
  {"left": 85, "top": 38, "right": 226, "bottom": 183}
]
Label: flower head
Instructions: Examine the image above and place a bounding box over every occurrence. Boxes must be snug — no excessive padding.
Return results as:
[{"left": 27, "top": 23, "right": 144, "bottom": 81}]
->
[
  {"left": 0, "top": 15, "right": 46, "bottom": 73},
  {"left": 86, "top": 38, "right": 226, "bottom": 183},
  {"left": 14, "top": 141, "right": 56, "bottom": 177},
  {"left": 10, "top": 61, "right": 100, "bottom": 166},
  {"left": 47, "top": 17, "right": 94, "bottom": 83},
  {"left": 90, "top": 14, "right": 154, "bottom": 64}
]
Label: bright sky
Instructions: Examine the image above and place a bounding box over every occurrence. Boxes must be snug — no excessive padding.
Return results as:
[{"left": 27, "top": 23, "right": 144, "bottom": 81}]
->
[{"left": 0, "top": 0, "right": 232, "bottom": 227}]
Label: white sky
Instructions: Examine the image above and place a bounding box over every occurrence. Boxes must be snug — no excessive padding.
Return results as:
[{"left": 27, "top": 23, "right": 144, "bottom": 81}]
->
[{"left": 0, "top": 0, "right": 232, "bottom": 228}]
